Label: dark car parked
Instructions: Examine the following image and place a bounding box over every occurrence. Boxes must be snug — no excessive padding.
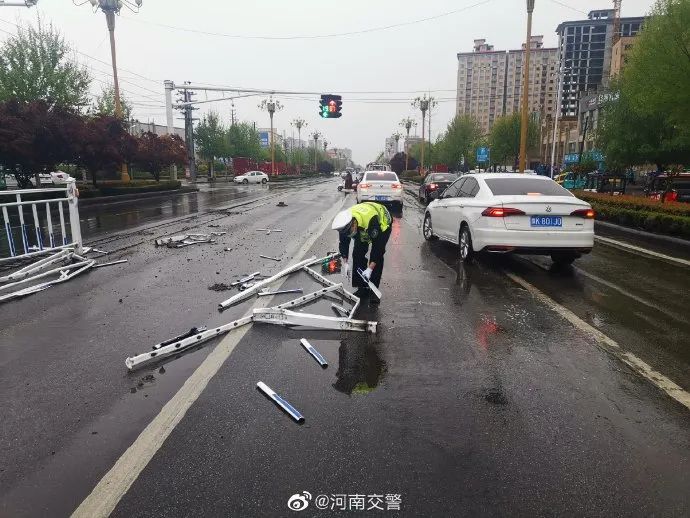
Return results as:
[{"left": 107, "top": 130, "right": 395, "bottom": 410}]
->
[{"left": 418, "top": 173, "right": 458, "bottom": 204}]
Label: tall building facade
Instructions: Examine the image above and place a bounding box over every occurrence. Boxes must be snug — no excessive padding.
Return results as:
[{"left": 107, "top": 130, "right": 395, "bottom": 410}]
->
[
  {"left": 610, "top": 36, "right": 637, "bottom": 79},
  {"left": 555, "top": 9, "right": 643, "bottom": 117},
  {"left": 456, "top": 37, "right": 558, "bottom": 135}
]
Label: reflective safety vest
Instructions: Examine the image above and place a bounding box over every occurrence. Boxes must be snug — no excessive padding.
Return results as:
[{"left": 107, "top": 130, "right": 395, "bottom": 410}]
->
[{"left": 351, "top": 202, "right": 391, "bottom": 239}]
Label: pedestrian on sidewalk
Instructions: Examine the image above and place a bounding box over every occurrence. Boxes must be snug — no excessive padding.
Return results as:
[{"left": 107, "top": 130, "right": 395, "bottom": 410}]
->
[{"left": 331, "top": 202, "right": 392, "bottom": 304}]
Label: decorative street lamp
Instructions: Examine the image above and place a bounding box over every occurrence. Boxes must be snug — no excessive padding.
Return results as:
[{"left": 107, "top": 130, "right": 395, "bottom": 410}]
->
[
  {"left": 310, "top": 131, "right": 322, "bottom": 173},
  {"left": 399, "top": 117, "right": 417, "bottom": 171},
  {"left": 259, "top": 97, "right": 283, "bottom": 177},
  {"left": 290, "top": 118, "right": 307, "bottom": 174},
  {"left": 412, "top": 95, "right": 431, "bottom": 175},
  {"left": 79, "top": 0, "right": 143, "bottom": 182},
  {"left": 391, "top": 132, "right": 402, "bottom": 155},
  {"left": 519, "top": 0, "right": 536, "bottom": 173}
]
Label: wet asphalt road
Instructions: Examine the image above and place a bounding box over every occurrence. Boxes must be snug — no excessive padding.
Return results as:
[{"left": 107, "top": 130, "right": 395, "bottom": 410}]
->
[{"left": 1, "top": 180, "right": 689, "bottom": 517}]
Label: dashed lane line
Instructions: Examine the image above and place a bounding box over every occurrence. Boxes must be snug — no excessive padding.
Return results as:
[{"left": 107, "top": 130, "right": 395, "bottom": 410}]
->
[
  {"left": 506, "top": 271, "right": 690, "bottom": 412},
  {"left": 70, "top": 194, "right": 349, "bottom": 518},
  {"left": 595, "top": 235, "right": 690, "bottom": 268}
]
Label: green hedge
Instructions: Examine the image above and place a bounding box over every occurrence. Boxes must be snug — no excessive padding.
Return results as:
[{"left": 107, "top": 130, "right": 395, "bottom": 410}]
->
[
  {"left": 401, "top": 170, "right": 419, "bottom": 179},
  {"left": 574, "top": 191, "right": 690, "bottom": 218},
  {"left": 589, "top": 202, "right": 690, "bottom": 239}
]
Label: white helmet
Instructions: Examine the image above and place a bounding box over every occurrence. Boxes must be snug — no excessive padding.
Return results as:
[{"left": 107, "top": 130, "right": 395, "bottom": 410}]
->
[{"left": 331, "top": 208, "right": 354, "bottom": 232}]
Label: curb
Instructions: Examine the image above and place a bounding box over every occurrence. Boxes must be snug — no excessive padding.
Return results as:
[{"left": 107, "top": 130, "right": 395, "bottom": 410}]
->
[{"left": 79, "top": 187, "right": 199, "bottom": 206}]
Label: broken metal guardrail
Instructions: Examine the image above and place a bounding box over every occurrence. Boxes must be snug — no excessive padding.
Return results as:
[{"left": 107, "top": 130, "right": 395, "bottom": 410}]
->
[
  {"left": 0, "top": 252, "right": 95, "bottom": 303},
  {"left": 155, "top": 233, "right": 217, "bottom": 248},
  {"left": 253, "top": 308, "right": 377, "bottom": 333},
  {"left": 125, "top": 253, "right": 374, "bottom": 371},
  {"left": 218, "top": 254, "right": 336, "bottom": 310},
  {"left": 256, "top": 381, "right": 304, "bottom": 423},
  {"left": 1, "top": 180, "right": 82, "bottom": 263},
  {"left": 300, "top": 338, "right": 328, "bottom": 368}
]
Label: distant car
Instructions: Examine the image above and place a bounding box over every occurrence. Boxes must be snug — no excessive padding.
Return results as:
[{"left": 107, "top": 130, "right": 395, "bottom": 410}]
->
[
  {"left": 356, "top": 171, "right": 403, "bottom": 209},
  {"left": 233, "top": 171, "right": 268, "bottom": 184},
  {"left": 49, "top": 171, "right": 73, "bottom": 185},
  {"left": 418, "top": 173, "right": 458, "bottom": 204},
  {"left": 422, "top": 173, "right": 594, "bottom": 265}
]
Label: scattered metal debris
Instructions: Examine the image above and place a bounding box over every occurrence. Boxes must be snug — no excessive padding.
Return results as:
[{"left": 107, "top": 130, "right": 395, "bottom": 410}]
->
[
  {"left": 87, "top": 248, "right": 109, "bottom": 255},
  {"left": 210, "top": 231, "right": 227, "bottom": 236},
  {"left": 224, "top": 248, "right": 233, "bottom": 252},
  {"left": 357, "top": 268, "right": 383, "bottom": 300},
  {"left": 93, "top": 259, "right": 128, "bottom": 268},
  {"left": 300, "top": 338, "right": 328, "bottom": 368},
  {"left": 257, "top": 288, "right": 303, "bottom": 296},
  {"left": 0, "top": 250, "right": 95, "bottom": 303},
  {"left": 276, "top": 201, "right": 288, "bottom": 207},
  {"left": 259, "top": 255, "right": 281, "bottom": 262},
  {"left": 331, "top": 303, "right": 349, "bottom": 317},
  {"left": 256, "top": 381, "right": 304, "bottom": 422},
  {"left": 239, "top": 282, "right": 256, "bottom": 291},
  {"left": 155, "top": 234, "right": 216, "bottom": 248},
  {"left": 231, "top": 271, "right": 261, "bottom": 287},
  {"left": 126, "top": 254, "right": 376, "bottom": 371},
  {"left": 153, "top": 326, "right": 207, "bottom": 350},
  {"left": 256, "top": 228, "right": 283, "bottom": 235}
]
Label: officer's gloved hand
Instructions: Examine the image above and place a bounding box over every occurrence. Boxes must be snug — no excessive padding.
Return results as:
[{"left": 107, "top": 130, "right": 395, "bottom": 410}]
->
[
  {"left": 362, "top": 267, "right": 373, "bottom": 280},
  {"left": 342, "top": 260, "right": 351, "bottom": 280}
]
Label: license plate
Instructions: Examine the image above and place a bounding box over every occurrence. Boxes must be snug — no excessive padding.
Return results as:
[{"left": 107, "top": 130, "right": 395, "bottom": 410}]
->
[
  {"left": 530, "top": 216, "right": 562, "bottom": 227},
  {"left": 375, "top": 195, "right": 389, "bottom": 201}
]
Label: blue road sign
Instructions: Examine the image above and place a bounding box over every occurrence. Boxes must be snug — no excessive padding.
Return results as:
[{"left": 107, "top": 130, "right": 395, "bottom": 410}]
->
[{"left": 476, "top": 147, "right": 490, "bottom": 163}]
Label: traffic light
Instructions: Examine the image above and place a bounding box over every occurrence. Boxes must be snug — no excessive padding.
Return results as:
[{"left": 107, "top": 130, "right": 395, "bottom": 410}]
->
[{"left": 319, "top": 94, "right": 342, "bottom": 118}]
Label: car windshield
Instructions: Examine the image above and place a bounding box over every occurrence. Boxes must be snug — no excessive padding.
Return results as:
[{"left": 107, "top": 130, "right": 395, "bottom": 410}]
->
[
  {"left": 485, "top": 177, "right": 574, "bottom": 196},
  {"left": 429, "top": 174, "right": 457, "bottom": 182},
  {"left": 365, "top": 172, "right": 398, "bottom": 182}
]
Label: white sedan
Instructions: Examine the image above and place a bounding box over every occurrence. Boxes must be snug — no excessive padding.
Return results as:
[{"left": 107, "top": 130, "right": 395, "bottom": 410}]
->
[
  {"left": 356, "top": 171, "right": 403, "bottom": 209},
  {"left": 233, "top": 171, "right": 269, "bottom": 184},
  {"left": 422, "top": 173, "right": 594, "bottom": 265}
]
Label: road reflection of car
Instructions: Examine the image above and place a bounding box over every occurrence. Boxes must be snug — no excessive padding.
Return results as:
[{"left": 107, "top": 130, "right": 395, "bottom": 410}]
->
[
  {"left": 644, "top": 173, "right": 690, "bottom": 202},
  {"left": 356, "top": 171, "right": 403, "bottom": 210},
  {"left": 422, "top": 173, "right": 594, "bottom": 265},
  {"left": 418, "top": 173, "right": 458, "bottom": 204},
  {"left": 233, "top": 170, "right": 269, "bottom": 184}
]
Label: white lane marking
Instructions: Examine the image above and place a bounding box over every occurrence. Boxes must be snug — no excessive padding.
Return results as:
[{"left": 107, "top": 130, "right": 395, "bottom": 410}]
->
[
  {"left": 71, "top": 195, "right": 349, "bottom": 518},
  {"left": 506, "top": 272, "right": 690, "bottom": 412},
  {"left": 595, "top": 235, "right": 690, "bottom": 268}
]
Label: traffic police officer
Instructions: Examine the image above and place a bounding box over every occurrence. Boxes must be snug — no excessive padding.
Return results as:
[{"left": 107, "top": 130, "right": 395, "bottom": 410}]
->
[{"left": 331, "top": 202, "right": 392, "bottom": 304}]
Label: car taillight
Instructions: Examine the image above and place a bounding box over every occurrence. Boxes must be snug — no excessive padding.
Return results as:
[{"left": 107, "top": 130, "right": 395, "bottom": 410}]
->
[
  {"left": 570, "top": 208, "right": 595, "bottom": 219},
  {"left": 391, "top": 183, "right": 401, "bottom": 189},
  {"left": 481, "top": 207, "right": 525, "bottom": 217},
  {"left": 359, "top": 183, "right": 371, "bottom": 189},
  {"left": 428, "top": 183, "right": 438, "bottom": 190}
]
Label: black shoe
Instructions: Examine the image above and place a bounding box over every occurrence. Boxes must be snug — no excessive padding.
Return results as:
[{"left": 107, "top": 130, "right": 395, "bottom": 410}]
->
[{"left": 353, "top": 287, "right": 371, "bottom": 298}]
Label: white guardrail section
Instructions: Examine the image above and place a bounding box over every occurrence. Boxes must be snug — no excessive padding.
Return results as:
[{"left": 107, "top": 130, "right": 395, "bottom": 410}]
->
[{"left": 0, "top": 180, "right": 82, "bottom": 263}]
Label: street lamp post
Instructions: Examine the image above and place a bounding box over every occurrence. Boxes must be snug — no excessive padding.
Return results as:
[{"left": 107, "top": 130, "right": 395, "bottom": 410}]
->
[
  {"left": 412, "top": 96, "right": 430, "bottom": 175},
  {"left": 310, "top": 131, "right": 322, "bottom": 173},
  {"left": 518, "top": 0, "right": 535, "bottom": 173},
  {"left": 399, "top": 117, "right": 417, "bottom": 171},
  {"left": 259, "top": 98, "right": 283, "bottom": 177},
  {"left": 81, "top": 0, "right": 143, "bottom": 183},
  {"left": 290, "top": 118, "right": 307, "bottom": 175}
]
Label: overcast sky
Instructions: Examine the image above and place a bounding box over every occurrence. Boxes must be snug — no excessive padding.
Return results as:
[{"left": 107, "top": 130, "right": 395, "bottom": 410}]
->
[{"left": 1, "top": 0, "right": 655, "bottom": 165}]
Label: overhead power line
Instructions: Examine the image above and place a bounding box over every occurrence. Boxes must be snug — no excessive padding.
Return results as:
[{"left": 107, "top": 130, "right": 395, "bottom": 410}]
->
[{"left": 121, "top": 0, "right": 493, "bottom": 40}]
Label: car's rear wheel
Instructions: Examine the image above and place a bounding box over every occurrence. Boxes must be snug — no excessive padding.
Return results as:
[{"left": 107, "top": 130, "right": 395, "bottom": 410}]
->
[
  {"left": 459, "top": 225, "right": 474, "bottom": 263},
  {"left": 422, "top": 213, "right": 437, "bottom": 241},
  {"left": 551, "top": 252, "right": 578, "bottom": 265}
]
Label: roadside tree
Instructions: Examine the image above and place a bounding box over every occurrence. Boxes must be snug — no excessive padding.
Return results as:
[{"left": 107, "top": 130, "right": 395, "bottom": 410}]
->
[
  {"left": 0, "top": 19, "right": 91, "bottom": 109},
  {"left": 133, "top": 132, "right": 187, "bottom": 182}
]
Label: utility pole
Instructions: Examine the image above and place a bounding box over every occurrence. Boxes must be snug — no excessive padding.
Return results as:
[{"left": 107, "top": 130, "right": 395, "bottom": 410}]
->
[
  {"left": 519, "top": 0, "right": 535, "bottom": 173},
  {"left": 177, "top": 86, "right": 197, "bottom": 182},
  {"left": 163, "top": 80, "right": 177, "bottom": 181},
  {"left": 80, "top": 0, "right": 144, "bottom": 183},
  {"left": 399, "top": 117, "right": 417, "bottom": 172}
]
